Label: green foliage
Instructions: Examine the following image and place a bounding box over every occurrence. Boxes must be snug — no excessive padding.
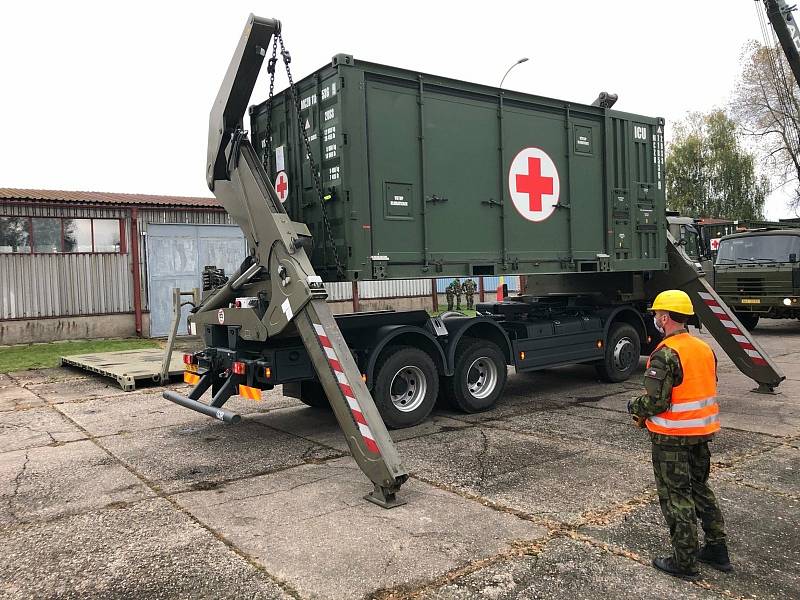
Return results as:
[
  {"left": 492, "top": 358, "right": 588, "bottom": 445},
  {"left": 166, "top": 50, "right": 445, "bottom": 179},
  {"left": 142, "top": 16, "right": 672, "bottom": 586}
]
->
[
  {"left": 732, "top": 41, "right": 800, "bottom": 214},
  {"left": 0, "top": 338, "right": 160, "bottom": 372},
  {"left": 666, "top": 110, "right": 768, "bottom": 220}
]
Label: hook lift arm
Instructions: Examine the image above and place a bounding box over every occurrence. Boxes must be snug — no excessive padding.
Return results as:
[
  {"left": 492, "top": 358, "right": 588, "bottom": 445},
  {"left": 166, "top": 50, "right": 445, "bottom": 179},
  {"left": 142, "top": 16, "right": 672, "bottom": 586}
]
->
[{"left": 167, "top": 14, "right": 408, "bottom": 507}]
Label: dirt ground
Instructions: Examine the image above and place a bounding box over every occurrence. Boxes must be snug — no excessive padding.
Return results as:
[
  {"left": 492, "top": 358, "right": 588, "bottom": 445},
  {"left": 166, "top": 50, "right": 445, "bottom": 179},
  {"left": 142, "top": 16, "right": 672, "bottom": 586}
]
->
[{"left": 1, "top": 320, "right": 798, "bottom": 599}]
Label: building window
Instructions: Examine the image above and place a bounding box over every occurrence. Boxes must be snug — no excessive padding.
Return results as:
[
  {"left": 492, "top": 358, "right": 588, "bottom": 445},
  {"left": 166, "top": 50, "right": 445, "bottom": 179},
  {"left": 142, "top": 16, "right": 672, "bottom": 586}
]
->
[
  {"left": 0, "top": 216, "right": 125, "bottom": 254},
  {"left": 32, "top": 218, "right": 63, "bottom": 253},
  {"left": 63, "top": 219, "right": 93, "bottom": 252},
  {"left": 92, "top": 219, "right": 122, "bottom": 252},
  {"left": 0, "top": 216, "right": 32, "bottom": 253}
]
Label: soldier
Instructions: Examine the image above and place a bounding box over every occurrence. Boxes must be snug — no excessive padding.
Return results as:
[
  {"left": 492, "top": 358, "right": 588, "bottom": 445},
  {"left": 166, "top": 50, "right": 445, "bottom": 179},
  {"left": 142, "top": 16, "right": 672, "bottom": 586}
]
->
[
  {"left": 628, "top": 290, "right": 731, "bottom": 580},
  {"left": 462, "top": 278, "right": 477, "bottom": 310},
  {"left": 445, "top": 278, "right": 462, "bottom": 311}
]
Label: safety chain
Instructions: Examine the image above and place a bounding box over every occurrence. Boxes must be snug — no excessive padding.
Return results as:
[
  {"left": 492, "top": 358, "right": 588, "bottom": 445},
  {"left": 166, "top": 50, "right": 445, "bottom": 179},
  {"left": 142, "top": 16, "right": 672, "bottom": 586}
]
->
[
  {"left": 264, "top": 32, "right": 345, "bottom": 279},
  {"left": 262, "top": 36, "right": 279, "bottom": 174}
]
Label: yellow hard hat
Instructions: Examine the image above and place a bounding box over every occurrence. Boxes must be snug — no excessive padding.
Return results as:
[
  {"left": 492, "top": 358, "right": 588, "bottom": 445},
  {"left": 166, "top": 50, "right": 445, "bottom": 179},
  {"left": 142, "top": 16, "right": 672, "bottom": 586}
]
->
[{"left": 650, "top": 289, "right": 694, "bottom": 315}]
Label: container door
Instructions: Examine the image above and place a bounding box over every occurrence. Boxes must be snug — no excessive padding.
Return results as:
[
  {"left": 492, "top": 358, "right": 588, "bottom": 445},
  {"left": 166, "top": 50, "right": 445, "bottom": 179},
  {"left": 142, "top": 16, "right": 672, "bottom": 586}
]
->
[
  {"left": 422, "top": 92, "right": 503, "bottom": 262},
  {"left": 365, "top": 80, "right": 424, "bottom": 264},
  {"left": 502, "top": 108, "right": 572, "bottom": 266}
]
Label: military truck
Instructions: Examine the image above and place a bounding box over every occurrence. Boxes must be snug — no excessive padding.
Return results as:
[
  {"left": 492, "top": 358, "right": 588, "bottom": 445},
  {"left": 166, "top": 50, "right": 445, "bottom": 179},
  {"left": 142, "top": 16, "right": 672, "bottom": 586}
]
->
[
  {"left": 714, "top": 229, "right": 800, "bottom": 329},
  {"left": 162, "top": 15, "right": 785, "bottom": 506}
]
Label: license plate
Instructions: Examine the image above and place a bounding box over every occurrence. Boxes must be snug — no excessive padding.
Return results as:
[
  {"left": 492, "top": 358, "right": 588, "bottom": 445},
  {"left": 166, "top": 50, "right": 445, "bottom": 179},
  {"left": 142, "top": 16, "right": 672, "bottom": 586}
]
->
[{"left": 741, "top": 298, "right": 760, "bottom": 304}]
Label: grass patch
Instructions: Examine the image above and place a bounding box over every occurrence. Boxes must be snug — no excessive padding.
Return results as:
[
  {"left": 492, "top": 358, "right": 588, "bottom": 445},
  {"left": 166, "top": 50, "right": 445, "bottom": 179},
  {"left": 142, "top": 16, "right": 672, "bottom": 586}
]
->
[
  {"left": 428, "top": 309, "right": 478, "bottom": 318},
  {"left": 0, "top": 338, "right": 160, "bottom": 373}
]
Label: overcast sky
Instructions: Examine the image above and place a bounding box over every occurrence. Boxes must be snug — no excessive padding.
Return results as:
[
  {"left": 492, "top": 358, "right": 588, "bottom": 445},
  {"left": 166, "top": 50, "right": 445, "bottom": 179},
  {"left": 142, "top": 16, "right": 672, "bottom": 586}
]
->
[{"left": 1, "top": 0, "right": 796, "bottom": 218}]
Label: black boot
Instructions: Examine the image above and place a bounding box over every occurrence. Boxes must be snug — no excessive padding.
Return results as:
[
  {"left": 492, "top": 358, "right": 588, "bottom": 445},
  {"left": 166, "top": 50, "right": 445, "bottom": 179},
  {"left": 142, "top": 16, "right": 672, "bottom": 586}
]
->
[
  {"left": 652, "top": 556, "right": 701, "bottom": 580},
  {"left": 698, "top": 543, "right": 733, "bottom": 572}
]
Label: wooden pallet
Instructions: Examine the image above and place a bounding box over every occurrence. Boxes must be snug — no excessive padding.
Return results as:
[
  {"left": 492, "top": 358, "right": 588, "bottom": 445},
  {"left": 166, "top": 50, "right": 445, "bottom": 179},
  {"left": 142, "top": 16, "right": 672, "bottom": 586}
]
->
[{"left": 60, "top": 349, "right": 184, "bottom": 391}]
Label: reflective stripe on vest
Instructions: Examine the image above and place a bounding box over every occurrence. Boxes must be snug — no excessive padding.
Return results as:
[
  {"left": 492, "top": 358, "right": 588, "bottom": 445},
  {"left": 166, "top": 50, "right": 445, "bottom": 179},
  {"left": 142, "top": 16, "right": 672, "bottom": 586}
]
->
[{"left": 645, "top": 333, "right": 720, "bottom": 436}]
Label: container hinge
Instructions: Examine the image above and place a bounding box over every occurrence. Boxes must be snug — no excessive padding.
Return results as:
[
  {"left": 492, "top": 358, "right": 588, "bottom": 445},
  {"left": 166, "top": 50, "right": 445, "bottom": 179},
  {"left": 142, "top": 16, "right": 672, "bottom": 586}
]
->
[
  {"left": 482, "top": 198, "right": 503, "bottom": 208},
  {"left": 426, "top": 194, "right": 448, "bottom": 204},
  {"left": 596, "top": 253, "right": 611, "bottom": 271},
  {"left": 370, "top": 255, "right": 390, "bottom": 279}
]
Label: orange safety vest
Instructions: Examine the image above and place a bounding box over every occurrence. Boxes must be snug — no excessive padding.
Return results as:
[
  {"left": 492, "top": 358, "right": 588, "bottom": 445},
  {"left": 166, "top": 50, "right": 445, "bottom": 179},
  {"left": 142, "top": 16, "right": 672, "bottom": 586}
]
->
[{"left": 645, "top": 332, "right": 720, "bottom": 437}]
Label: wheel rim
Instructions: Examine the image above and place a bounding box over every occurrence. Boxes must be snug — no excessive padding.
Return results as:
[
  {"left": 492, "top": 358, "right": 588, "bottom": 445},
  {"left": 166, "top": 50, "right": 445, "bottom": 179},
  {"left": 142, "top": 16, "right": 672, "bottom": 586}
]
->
[
  {"left": 466, "top": 357, "right": 498, "bottom": 400},
  {"left": 389, "top": 365, "right": 427, "bottom": 412},
  {"left": 613, "top": 337, "right": 635, "bottom": 372}
]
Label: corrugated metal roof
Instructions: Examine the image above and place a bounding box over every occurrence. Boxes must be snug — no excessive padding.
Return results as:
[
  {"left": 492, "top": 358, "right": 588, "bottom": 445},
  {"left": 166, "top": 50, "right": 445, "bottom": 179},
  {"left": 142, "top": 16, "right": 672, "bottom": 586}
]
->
[{"left": 0, "top": 188, "right": 220, "bottom": 208}]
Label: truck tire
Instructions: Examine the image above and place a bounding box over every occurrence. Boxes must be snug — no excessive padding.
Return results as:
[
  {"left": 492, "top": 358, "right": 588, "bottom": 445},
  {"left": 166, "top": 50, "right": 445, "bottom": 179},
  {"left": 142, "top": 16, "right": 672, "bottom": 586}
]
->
[
  {"left": 297, "top": 381, "right": 331, "bottom": 409},
  {"left": 595, "top": 323, "right": 641, "bottom": 383},
  {"left": 735, "top": 312, "right": 759, "bottom": 330},
  {"left": 444, "top": 338, "right": 507, "bottom": 413},
  {"left": 373, "top": 346, "right": 438, "bottom": 429}
]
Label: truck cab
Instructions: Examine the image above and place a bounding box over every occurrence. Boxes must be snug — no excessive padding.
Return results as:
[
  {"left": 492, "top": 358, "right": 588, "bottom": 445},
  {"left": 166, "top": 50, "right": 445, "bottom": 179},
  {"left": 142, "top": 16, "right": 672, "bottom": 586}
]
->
[
  {"left": 713, "top": 229, "right": 800, "bottom": 329},
  {"left": 667, "top": 214, "right": 703, "bottom": 267}
]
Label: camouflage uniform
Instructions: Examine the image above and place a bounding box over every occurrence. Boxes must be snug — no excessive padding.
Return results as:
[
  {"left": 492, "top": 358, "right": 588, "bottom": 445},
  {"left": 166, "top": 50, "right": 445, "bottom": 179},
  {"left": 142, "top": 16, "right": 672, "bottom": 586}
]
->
[
  {"left": 446, "top": 278, "right": 462, "bottom": 311},
  {"left": 462, "top": 278, "right": 477, "bottom": 310},
  {"left": 628, "top": 329, "right": 727, "bottom": 572}
]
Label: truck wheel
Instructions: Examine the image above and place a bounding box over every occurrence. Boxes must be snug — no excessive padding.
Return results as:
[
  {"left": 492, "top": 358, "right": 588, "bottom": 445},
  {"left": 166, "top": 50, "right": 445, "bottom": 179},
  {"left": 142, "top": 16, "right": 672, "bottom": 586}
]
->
[
  {"left": 297, "top": 381, "right": 331, "bottom": 409},
  {"left": 373, "top": 346, "right": 438, "bottom": 429},
  {"left": 595, "top": 323, "right": 641, "bottom": 383},
  {"left": 444, "top": 338, "right": 507, "bottom": 413},
  {"left": 735, "top": 312, "right": 759, "bottom": 330}
]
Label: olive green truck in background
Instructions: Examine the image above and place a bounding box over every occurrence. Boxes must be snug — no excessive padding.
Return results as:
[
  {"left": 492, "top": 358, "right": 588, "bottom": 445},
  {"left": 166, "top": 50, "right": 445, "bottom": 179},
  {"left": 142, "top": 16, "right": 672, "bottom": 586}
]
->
[{"left": 714, "top": 229, "right": 800, "bottom": 329}]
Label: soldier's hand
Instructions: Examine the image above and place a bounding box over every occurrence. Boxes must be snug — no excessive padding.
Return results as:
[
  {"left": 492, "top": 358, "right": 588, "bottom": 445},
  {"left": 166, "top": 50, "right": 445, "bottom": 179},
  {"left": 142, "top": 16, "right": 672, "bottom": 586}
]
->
[{"left": 631, "top": 415, "right": 646, "bottom": 428}]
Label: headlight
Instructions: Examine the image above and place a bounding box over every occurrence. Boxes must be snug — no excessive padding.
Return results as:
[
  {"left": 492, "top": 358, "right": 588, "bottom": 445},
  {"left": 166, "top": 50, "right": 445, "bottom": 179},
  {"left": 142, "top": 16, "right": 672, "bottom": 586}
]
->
[{"left": 783, "top": 298, "right": 793, "bottom": 306}]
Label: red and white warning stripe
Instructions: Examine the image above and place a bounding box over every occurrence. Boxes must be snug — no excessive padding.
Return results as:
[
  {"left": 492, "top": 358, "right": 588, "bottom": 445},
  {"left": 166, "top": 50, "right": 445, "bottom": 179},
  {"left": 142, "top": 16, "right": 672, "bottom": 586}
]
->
[
  {"left": 312, "top": 322, "right": 381, "bottom": 455},
  {"left": 697, "top": 292, "right": 767, "bottom": 366}
]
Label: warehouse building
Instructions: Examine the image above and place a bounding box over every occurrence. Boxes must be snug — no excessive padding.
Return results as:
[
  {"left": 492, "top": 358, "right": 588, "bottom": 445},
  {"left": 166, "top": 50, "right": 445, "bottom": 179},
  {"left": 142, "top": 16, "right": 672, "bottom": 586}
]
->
[
  {"left": 0, "top": 188, "right": 243, "bottom": 344},
  {"left": 1, "top": 189, "right": 516, "bottom": 345}
]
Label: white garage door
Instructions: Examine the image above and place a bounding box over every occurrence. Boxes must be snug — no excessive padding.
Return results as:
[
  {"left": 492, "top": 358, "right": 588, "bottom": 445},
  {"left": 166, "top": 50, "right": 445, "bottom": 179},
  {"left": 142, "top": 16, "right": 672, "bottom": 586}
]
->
[{"left": 146, "top": 224, "right": 246, "bottom": 337}]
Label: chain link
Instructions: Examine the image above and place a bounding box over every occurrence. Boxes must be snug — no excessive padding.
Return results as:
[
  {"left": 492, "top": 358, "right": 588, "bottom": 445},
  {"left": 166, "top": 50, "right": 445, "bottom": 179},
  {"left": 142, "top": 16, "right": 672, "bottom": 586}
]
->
[
  {"left": 262, "top": 36, "right": 279, "bottom": 174},
  {"left": 274, "top": 33, "right": 346, "bottom": 279}
]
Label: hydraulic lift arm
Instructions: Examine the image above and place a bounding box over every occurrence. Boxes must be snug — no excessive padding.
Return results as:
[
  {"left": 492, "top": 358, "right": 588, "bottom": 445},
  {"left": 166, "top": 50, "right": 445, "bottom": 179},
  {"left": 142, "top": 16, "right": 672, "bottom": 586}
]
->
[
  {"left": 169, "top": 14, "right": 408, "bottom": 507},
  {"left": 763, "top": 0, "right": 800, "bottom": 87},
  {"left": 646, "top": 237, "right": 786, "bottom": 393}
]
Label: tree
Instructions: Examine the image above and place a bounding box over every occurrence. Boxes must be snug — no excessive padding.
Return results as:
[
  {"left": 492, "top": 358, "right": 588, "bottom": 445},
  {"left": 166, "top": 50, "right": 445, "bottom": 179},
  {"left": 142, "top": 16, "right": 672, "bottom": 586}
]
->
[
  {"left": 666, "top": 110, "right": 768, "bottom": 220},
  {"left": 731, "top": 40, "right": 800, "bottom": 214}
]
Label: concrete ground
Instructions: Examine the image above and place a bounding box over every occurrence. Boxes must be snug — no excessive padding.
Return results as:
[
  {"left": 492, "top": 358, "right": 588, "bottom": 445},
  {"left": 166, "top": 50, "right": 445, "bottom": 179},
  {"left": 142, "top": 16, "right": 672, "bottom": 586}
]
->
[{"left": 1, "top": 320, "right": 798, "bottom": 599}]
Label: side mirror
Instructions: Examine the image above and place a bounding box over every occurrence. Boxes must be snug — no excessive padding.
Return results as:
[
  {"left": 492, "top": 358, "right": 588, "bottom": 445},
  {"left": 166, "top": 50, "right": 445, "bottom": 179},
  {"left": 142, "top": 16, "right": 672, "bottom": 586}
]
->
[{"left": 790, "top": 253, "right": 797, "bottom": 263}]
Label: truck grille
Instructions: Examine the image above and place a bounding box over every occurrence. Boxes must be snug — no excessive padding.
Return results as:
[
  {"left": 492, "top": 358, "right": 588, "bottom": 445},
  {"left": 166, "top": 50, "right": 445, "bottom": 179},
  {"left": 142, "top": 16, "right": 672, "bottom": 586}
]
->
[
  {"left": 736, "top": 277, "right": 764, "bottom": 296},
  {"left": 714, "top": 276, "right": 764, "bottom": 296}
]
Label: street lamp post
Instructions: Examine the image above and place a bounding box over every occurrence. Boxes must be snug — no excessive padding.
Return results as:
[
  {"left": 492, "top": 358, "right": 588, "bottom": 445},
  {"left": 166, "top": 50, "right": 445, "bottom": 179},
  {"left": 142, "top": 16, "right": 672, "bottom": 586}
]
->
[{"left": 499, "top": 57, "right": 529, "bottom": 89}]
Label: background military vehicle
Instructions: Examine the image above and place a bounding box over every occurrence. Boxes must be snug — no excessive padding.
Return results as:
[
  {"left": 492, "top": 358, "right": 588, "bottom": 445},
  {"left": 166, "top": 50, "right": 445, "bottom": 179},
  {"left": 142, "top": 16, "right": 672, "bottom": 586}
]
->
[{"left": 714, "top": 229, "right": 800, "bottom": 329}]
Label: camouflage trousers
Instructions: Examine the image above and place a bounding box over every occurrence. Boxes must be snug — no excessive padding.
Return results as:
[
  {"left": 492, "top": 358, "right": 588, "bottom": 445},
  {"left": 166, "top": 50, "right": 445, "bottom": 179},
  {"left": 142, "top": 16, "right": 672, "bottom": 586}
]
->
[
  {"left": 445, "top": 293, "right": 461, "bottom": 311},
  {"left": 652, "top": 442, "right": 727, "bottom": 570},
  {"left": 465, "top": 294, "right": 474, "bottom": 309}
]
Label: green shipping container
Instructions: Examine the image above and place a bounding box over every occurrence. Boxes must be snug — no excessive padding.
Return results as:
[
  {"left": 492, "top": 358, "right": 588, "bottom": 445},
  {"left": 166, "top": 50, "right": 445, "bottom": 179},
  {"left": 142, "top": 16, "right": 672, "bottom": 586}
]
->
[{"left": 250, "top": 55, "right": 668, "bottom": 281}]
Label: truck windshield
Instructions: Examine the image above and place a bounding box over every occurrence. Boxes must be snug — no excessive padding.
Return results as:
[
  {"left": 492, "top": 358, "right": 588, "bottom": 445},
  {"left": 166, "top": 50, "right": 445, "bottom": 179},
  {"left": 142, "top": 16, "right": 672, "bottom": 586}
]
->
[
  {"left": 716, "top": 235, "right": 800, "bottom": 265},
  {"left": 680, "top": 225, "right": 700, "bottom": 261}
]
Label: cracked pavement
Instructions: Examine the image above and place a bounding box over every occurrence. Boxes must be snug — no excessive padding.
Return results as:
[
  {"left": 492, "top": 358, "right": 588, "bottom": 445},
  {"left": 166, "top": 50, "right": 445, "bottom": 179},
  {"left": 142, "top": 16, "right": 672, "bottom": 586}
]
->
[{"left": 1, "top": 321, "right": 799, "bottom": 599}]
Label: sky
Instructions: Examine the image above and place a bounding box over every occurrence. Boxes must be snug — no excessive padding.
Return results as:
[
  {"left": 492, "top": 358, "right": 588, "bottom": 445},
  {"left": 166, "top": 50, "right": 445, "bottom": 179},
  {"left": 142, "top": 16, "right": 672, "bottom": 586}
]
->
[{"left": 1, "top": 0, "right": 796, "bottom": 219}]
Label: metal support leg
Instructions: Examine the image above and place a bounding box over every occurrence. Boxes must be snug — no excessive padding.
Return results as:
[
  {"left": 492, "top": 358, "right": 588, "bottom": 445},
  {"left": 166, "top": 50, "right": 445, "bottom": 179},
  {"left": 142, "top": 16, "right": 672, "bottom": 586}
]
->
[
  {"left": 295, "top": 299, "right": 408, "bottom": 506},
  {"left": 188, "top": 370, "right": 214, "bottom": 400},
  {"left": 160, "top": 287, "right": 201, "bottom": 384},
  {"left": 210, "top": 375, "right": 238, "bottom": 408}
]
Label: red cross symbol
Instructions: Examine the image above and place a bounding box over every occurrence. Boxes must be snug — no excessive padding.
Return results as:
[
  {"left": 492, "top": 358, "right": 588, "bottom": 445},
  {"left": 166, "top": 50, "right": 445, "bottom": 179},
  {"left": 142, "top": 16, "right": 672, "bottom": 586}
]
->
[
  {"left": 275, "top": 171, "right": 289, "bottom": 203},
  {"left": 516, "top": 157, "right": 553, "bottom": 212},
  {"left": 508, "top": 147, "right": 560, "bottom": 223}
]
